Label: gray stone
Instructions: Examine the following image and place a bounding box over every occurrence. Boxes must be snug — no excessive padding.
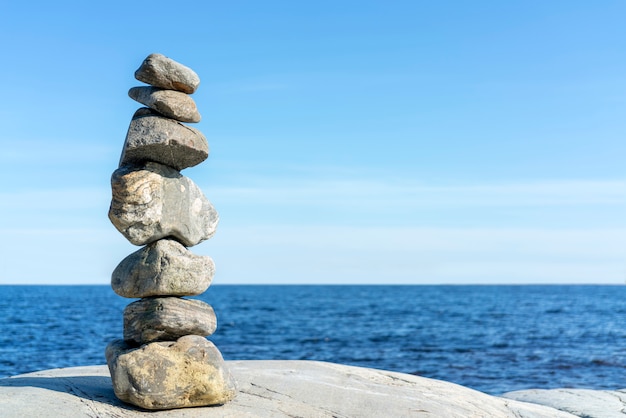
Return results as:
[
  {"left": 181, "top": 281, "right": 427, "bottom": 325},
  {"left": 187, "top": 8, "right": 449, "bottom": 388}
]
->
[
  {"left": 128, "top": 87, "right": 201, "bottom": 123},
  {"left": 112, "top": 239, "right": 214, "bottom": 298},
  {"left": 108, "top": 162, "right": 218, "bottom": 246},
  {"left": 119, "top": 108, "right": 208, "bottom": 170},
  {"left": 123, "top": 297, "right": 217, "bottom": 345},
  {"left": 106, "top": 336, "right": 236, "bottom": 410},
  {"left": 135, "top": 53, "right": 200, "bottom": 94},
  {"left": 503, "top": 388, "right": 626, "bottom": 418},
  {"left": 0, "top": 361, "right": 578, "bottom": 417}
]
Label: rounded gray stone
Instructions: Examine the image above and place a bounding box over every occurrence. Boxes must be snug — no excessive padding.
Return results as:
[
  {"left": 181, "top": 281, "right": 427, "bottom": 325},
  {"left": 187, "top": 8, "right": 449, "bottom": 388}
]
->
[
  {"left": 135, "top": 53, "right": 200, "bottom": 94},
  {"left": 128, "top": 87, "right": 201, "bottom": 123},
  {"left": 119, "top": 108, "right": 208, "bottom": 171},
  {"left": 112, "top": 238, "right": 214, "bottom": 298},
  {"left": 108, "top": 162, "right": 218, "bottom": 247},
  {"left": 123, "top": 297, "right": 217, "bottom": 345}
]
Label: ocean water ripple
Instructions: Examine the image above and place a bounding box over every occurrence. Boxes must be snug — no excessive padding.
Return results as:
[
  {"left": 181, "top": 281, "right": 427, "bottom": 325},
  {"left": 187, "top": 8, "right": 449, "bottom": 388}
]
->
[{"left": 0, "top": 285, "right": 624, "bottom": 394}]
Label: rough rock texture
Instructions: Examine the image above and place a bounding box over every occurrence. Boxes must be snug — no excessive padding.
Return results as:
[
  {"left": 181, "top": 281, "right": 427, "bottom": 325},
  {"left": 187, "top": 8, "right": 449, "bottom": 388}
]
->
[
  {"left": 0, "top": 361, "right": 578, "bottom": 417},
  {"left": 108, "top": 162, "right": 218, "bottom": 246},
  {"left": 504, "top": 388, "right": 626, "bottom": 418},
  {"left": 123, "top": 297, "right": 216, "bottom": 344},
  {"left": 119, "top": 108, "right": 208, "bottom": 170},
  {"left": 105, "top": 336, "right": 235, "bottom": 409},
  {"left": 128, "top": 87, "right": 201, "bottom": 123},
  {"left": 135, "top": 53, "right": 200, "bottom": 94},
  {"left": 112, "top": 239, "right": 214, "bottom": 298}
]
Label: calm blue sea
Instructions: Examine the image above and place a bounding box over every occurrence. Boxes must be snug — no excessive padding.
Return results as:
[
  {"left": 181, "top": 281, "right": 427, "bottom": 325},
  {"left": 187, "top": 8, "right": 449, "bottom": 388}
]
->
[{"left": 0, "top": 285, "right": 625, "bottom": 395}]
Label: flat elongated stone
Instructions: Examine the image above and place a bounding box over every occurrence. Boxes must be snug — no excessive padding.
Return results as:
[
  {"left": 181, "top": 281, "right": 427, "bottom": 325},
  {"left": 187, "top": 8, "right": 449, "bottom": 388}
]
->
[
  {"left": 112, "top": 239, "right": 214, "bottom": 298},
  {"left": 120, "top": 108, "right": 208, "bottom": 170},
  {"left": 124, "top": 297, "right": 217, "bottom": 345},
  {"left": 106, "top": 336, "right": 236, "bottom": 409},
  {"left": 108, "top": 162, "right": 218, "bottom": 246},
  {"left": 128, "top": 87, "right": 201, "bottom": 123},
  {"left": 135, "top": 53, "right": 200, "bottom": 94}
]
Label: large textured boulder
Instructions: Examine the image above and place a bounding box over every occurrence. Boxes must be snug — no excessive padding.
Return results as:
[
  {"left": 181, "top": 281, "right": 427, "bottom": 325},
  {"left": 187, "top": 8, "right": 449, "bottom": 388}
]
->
[
  {"left": 128, "top": 87, "right": 201, "bottom": 123},
  {"left": 123, "top": 297, "right": 217, "bottom": 345},
  {"left": 106, "top": 336, "right": 236, "bottom": 410},
  {"left": 1, "top": 362, "right": 580, "bottom": 417},
  {"left": 135, "top": 53, "right": 200, "bottom": 94},
  {"left": 112, "top": 239, "right": 214, "bottom": 298},
  {"left": 108, "top": 162, "right": 218, "bottom": 246},
  {"left": 120, "top": 108, "right": 208, "bottom": 170}
]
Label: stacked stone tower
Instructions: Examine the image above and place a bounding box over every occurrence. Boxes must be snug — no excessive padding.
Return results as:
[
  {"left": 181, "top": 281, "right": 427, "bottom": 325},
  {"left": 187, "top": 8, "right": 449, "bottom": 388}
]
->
[{"left": 105, "top": 53, "right": 236, "bottom": 410}]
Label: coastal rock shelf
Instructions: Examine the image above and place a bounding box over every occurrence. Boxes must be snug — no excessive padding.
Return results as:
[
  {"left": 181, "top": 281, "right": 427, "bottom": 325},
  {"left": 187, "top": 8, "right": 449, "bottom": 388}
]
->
[
  {"left": 0, "top": 361, "right": 598, "bottom": 418},
  {"left": 105, "top": 53, "right": 235, "bottom": 410},
  {"left": 503, "top": 388, "right": 626, "bottom": 418}
]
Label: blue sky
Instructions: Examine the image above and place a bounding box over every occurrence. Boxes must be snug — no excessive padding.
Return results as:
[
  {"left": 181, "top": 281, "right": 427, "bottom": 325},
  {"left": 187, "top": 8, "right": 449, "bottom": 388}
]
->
[{"left": 1, "top": 1, "right": 626, "bottom": 284}]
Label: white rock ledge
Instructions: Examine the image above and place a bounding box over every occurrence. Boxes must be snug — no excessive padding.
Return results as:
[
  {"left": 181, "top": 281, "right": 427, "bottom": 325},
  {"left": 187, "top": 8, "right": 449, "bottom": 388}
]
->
[
  {"left": 503, "top": 388, "right": 626, "bottom": 418},
  {"left": 0, "top": 360, "right": 594, "bottom": 417}
]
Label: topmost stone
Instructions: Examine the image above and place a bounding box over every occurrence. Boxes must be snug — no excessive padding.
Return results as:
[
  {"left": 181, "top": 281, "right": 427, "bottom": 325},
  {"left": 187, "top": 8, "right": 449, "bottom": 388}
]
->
[{"left": 135, "top": 53, "right": 200, "bottom": 94}]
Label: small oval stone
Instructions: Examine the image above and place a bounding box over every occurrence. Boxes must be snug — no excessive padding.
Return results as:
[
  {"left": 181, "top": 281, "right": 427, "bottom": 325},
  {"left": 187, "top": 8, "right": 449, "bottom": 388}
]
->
[
  {"left": 128, "top": 87, "right": 201, "bottom": 123},
  {"left": 135, "top": 53, "right": 200, "bottom": 94}
]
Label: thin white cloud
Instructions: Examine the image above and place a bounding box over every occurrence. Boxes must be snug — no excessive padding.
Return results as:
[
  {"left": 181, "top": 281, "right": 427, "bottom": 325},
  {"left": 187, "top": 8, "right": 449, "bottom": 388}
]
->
[
  {"left": 0, "top": 188, "right": 110, "bottom": 210},
  {"left": 209, "top": 79, "right": 290, "bottom": 93},
  {"left": 2, "top": 178, "right": 624, "bottom": 284},
  {"left": 0, "top": 227, "right": 134, "bottom": 284},
  {"left": 207, "top": 178, "right": 626, "bottom": 208},
  {"left": 206, "top": 225, "right": 626, "bottom": 259},
  {"left": 3, "top": 178, "right": 624, "bottom": 229},
  {"left": 3, "top": 178, "right": 624, "bottom": 228},
  {"left": 200, "top": 225, "right": 626, "bottom": 284},
  {"left": 2, "top": 224, "right": 625, "bottom": 284},
  {"left": 0, "top": 140, "right": 117, "bottom": 164}
]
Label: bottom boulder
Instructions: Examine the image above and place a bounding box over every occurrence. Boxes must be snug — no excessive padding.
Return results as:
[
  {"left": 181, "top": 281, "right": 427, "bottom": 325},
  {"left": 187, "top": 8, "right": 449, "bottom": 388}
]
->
[{"left": 105, "top": 335, "right": 236, "bottom": 410}]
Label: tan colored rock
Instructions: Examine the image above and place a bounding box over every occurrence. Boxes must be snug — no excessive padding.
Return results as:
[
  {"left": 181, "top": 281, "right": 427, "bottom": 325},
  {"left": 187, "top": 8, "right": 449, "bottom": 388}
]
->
[
  {"left": 106, "top": 336, "right": 236, "bottom": 410},
  {"left": 108, "top": 162, "right": 218, "bottom": 246},
  {"left": 112, "top": 239, "right": 214, "bottom": 298},
  {"left": 119, "top": 108, "right": 208, "bottom": 170},
  {"left": 128, "top": 87, "right": 201, "bottom": 123},
  {"left": 123, "top": 297, "right": 217, "bottom": 345},
  {"left": 135, "top": 53, "right": 200, "bottom": 94}
]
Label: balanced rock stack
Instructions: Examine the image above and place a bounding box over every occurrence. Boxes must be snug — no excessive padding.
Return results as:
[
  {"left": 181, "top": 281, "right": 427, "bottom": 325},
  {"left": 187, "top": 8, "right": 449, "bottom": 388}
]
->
[{"left": 104, "top": 53, "right": 236, "bottom": 410}]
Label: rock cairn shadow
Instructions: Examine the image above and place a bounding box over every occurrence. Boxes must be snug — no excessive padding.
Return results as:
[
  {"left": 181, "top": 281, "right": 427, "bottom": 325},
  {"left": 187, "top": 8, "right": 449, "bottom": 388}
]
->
[{"left": 105, "top": 53, "right": 236, "bottom": 410}]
